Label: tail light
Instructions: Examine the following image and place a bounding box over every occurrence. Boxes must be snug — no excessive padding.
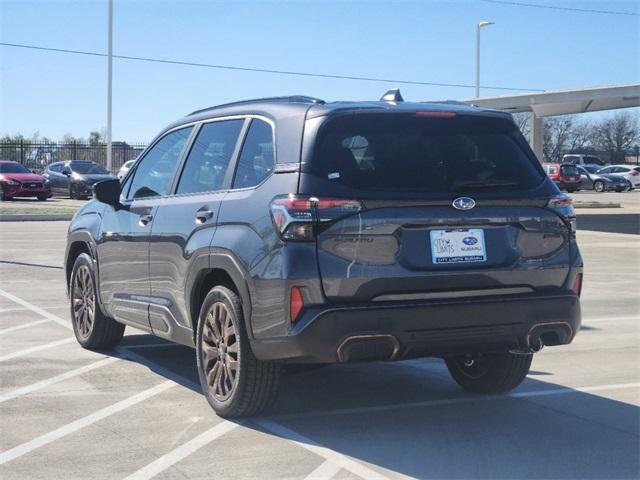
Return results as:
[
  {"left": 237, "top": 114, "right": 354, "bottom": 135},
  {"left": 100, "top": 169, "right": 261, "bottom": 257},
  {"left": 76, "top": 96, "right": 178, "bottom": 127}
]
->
[
  {"left": 290, "top": 286, "right": 304, "bottom": 323},
  {"left": 629, "top": 171, "right": 639, "bottom": 176},
  {"left": 270, "top": 194, "right": 363, "bottom": 241},
  {"left": 571, "top": 273, "right": 583, "bottom": 296},
  {"left": 547, "top": 194, "right": 576, "bottom": 235}
]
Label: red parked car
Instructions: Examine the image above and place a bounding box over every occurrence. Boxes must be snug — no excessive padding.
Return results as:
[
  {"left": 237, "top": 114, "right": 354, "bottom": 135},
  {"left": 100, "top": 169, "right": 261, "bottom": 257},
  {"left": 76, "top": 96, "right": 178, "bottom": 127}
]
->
[
  {"left": 543, "top": 163, "right": 582, "bottom": 193},
  {"left": 0, "top": 160, "right": 52, "bottom": 201}
]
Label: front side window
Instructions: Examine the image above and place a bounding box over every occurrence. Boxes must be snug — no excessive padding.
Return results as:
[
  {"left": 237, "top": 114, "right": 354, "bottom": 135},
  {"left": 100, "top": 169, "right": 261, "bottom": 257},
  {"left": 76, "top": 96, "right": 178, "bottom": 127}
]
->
[
  {"left": 233, "top": 119, "right": 275, "bottom": 189},
  {"left": 176, "top": 120, "right": 243, "bottom": 195},
  {"left": 127, "top": 127, "right": 192, "bottom": 199}
]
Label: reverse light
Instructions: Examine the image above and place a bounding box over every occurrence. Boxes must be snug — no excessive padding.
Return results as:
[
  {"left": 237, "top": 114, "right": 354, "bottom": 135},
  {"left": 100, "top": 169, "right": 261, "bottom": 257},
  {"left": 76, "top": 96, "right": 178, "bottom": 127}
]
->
[
  {"left": 290, "top": 287, "right": 304, "bottom": 323},
  {"left": 270, "top": 194, "right": 362, "bottom": 241}
]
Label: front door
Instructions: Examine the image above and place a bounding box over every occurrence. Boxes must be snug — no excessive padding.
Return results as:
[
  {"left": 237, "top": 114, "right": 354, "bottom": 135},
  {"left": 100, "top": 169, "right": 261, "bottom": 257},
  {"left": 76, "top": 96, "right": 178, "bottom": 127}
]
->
[
  {"left": 148, "top": 119, "right": 246, "bottom": 344},
  {"left": 97, "top": 126, "right": 194, "bottom": 330}
]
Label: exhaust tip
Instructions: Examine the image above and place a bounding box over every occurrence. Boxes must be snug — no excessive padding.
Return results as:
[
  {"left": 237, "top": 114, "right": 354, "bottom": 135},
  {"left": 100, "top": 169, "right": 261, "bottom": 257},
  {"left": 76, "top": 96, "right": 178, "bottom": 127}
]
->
[{"left": 337, "top": 334, "right": 400, "bottom": 363}]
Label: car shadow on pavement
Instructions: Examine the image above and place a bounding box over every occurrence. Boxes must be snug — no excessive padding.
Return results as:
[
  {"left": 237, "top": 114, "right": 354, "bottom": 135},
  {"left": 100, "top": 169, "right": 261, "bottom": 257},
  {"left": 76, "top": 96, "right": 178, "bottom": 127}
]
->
[
  {"left": 578, "top": 213, "right": 640, "bottom": 235},
  {"left": 109, "top": 335, "right": 640, "bottom": 479}
]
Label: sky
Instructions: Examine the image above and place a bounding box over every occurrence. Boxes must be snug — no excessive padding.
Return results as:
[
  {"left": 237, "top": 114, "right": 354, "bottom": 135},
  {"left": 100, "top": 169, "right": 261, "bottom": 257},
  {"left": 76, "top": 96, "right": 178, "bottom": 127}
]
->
[{"left": 1, "top": 0, "right": 638, "bottom": 142}]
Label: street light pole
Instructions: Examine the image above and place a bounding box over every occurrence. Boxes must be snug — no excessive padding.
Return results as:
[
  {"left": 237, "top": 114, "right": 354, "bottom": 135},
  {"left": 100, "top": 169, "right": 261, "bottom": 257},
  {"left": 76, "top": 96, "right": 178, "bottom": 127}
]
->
[
  {"left": 475, "top": 21, "right": 494, "bottom": 98},
  {"left": 106, "top": 0, "right": 113, "bottom": 172}
]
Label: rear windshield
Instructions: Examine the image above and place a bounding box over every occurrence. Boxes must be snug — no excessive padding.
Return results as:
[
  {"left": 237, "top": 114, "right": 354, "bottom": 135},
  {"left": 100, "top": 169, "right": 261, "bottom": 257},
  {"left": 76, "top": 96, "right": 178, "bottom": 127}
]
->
[
  {"left": 560, "top": 165, "right": 580, "bottom": 176},
  {"left": 309, "top": 114, "right": 544, "bottom": 193}
]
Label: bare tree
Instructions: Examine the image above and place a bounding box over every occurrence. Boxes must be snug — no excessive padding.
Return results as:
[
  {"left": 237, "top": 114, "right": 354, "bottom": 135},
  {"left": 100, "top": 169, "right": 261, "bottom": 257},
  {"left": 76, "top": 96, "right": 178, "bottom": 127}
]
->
[
  {"left": 513, "top": 113, "right": 529, "bottom": 139},
  {"left": 542, "top": 115, "right": 591, "bottom": 163},
  {"left": 590, "top": 112, "right": 639, "bottom": 164}
]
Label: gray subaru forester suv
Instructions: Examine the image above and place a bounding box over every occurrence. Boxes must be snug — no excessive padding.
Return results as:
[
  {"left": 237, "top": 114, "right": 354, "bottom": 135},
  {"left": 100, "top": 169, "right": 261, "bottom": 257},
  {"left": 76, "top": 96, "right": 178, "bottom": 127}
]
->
[{"left": 65, "top": 91, "right": 582, "bottom": 417}]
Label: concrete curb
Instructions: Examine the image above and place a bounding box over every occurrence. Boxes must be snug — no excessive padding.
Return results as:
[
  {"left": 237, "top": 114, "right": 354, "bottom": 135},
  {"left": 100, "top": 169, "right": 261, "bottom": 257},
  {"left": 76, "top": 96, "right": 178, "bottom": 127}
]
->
[
  {"left": 0, "top": 214, "right": 73, "bottom": 222},
  {"left": 574, "top": 202, "right": 621, "bottom": 209}
]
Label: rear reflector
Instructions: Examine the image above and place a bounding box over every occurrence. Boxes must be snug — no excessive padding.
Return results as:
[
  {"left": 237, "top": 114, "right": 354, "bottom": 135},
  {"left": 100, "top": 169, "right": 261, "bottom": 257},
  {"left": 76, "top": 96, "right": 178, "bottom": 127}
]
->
[
  {"left": 290, "top": 287, "right": 304, "bottom": 323},
  {"left": 571, "top": 273, "right": 583, "bottom": 296}
]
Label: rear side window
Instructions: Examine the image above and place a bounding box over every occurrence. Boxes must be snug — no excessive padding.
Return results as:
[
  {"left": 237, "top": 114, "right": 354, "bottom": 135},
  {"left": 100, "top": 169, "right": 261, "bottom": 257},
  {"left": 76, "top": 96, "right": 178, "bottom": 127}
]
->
[
  {"left": 309, "top": 114, "right": 544, "bottom": 193},
  {"left": 176, "top": 120, "right": 244, "bottom": 194},
  {"left": 232, "top": 119, "right": 275, "bottom": 189}
]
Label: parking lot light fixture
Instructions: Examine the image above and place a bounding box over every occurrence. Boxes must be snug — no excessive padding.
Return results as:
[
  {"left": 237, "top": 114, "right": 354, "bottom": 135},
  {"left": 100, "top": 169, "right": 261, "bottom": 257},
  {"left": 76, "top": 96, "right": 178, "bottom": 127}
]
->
[{"left": 476, "top": 21, "right": 495, "bottom": 98}]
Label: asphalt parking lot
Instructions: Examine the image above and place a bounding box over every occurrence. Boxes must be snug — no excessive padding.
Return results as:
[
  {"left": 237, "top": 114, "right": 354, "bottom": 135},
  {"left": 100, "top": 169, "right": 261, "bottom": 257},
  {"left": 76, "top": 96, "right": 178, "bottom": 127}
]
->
[{"left": 0, "top": 196, "right": 638, "bottom": 479}]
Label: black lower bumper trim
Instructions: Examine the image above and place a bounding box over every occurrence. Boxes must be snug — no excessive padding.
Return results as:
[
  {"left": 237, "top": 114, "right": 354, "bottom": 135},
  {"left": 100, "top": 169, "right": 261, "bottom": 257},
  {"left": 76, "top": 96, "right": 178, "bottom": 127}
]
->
[{"left": 250, "top": 293, "right": 581, "bottom": 363}]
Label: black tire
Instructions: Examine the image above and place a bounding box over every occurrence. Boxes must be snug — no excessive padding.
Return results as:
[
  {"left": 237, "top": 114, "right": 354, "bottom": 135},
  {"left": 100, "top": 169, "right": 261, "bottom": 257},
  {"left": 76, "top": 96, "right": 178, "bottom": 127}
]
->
[
  {"left": 445, "top": 352, "right": 532, "bottom": 394},
  {"left": 593, "top": 180, "right": 605, "bottom": 193},
  {"left": 37, "top": 194, "right": 48, "bottom": 201},
  {"left": 69, "top": 185, "right": 77, "bottom": 199},
  {"left": 196, "top": 286, "right": 281, "bottom": 418},
  {"left": 566, "top": 188, "right": 576, "bottom": 193},
  {"left": 1, "top": 195, "right": 12, "bottom": 201},
  {"left": 69, "top": 253, "right": 125, "bottom": 349}
]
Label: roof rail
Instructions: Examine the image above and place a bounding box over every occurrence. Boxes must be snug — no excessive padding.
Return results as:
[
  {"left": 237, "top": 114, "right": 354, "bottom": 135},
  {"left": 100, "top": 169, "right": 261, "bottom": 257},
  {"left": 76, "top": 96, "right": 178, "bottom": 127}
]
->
[{"left": 188, "top": 95, "right": 325, "bottom": 116}]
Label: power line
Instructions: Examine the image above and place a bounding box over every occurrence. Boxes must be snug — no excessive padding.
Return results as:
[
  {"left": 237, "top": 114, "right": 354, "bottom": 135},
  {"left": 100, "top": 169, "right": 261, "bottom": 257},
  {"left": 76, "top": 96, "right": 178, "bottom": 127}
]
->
[
  {"left": 480, "top": 0, "right": 639, "bottom": 16},
  {"left": 0, "top": 42, "right": 544, "bottom": 93}
]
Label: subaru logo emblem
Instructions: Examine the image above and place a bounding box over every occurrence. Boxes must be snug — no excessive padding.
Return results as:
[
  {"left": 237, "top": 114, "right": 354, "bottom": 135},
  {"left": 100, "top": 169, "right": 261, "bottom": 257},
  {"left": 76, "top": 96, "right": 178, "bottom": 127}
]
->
[
  {"left": 452, "top": 197, "right": 476, "bottom": 211},
  {"left": 463, "top": 236, "right": 478, "bottom": 245}
]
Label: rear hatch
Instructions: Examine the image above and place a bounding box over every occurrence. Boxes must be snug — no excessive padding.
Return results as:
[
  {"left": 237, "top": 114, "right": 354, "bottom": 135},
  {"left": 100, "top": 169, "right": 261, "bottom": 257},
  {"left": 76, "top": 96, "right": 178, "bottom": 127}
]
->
[{"left": 298, "top": 112, "right": 573, "bottom": 302}]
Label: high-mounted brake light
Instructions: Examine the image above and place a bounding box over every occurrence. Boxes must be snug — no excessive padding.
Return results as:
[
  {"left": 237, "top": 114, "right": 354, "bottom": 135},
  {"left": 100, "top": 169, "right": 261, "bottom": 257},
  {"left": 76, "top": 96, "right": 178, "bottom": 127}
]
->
[
  {"left": 414, "top": 111, "right": 456, "bottom": 118},
  {"left": 547, "top": 194, "right": 576, "bottom": 234},
  {"left": 270, "top": 194, "right": 363, "bottom": 241}
]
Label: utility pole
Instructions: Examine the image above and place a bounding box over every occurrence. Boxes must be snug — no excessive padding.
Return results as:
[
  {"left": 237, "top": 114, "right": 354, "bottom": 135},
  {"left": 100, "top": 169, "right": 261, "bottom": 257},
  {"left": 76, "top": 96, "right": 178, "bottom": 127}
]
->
[
  {"left": 106, "top": 0, "right": 113, "bottom": 172},
  {"left": 476, "top": 21, "right": 494, "bottom": 98}
]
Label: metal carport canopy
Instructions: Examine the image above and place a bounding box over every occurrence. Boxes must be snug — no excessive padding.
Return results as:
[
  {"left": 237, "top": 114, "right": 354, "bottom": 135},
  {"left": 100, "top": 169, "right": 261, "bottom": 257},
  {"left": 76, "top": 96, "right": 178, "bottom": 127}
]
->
[{"left": 458, "top": 83, "right": 640, "bottom": 161}]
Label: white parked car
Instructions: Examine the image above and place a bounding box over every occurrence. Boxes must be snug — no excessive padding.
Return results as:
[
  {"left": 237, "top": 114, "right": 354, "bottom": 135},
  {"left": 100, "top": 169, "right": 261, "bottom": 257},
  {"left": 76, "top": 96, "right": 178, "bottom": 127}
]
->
[
  {"left": 117, "top": 159, "right": 136, "bottom": 180},
  {"left": 597, "top": 165, "right": 640, "bottom": 189}
]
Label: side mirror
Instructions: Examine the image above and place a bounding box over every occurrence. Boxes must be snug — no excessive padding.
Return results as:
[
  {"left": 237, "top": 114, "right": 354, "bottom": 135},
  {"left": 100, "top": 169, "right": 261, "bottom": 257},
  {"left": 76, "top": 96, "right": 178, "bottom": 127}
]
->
[
  {"left": 94, "top": 179, "right": 122, "bottom": 208},
  {"left": 61, "top": 169, "right": 71, "bottom": 176}
]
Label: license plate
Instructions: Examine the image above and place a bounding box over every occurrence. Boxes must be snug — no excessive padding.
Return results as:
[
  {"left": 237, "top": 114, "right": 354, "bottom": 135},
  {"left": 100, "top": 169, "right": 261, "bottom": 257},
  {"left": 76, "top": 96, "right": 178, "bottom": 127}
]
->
[
  {"left": 28, "top": 184, "right": 37, "bottom": 189},
  {"left": 430, "top": 228, "right": 487, "bottom": 264}
]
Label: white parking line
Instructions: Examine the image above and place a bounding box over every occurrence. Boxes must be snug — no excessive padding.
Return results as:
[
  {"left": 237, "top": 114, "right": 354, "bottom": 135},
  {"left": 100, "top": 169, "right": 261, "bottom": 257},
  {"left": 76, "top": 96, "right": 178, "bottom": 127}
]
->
[
  {"left": 582, "top": 315, "right": 639, "bottom": 323},
  {"left": 0, "top": 318, "right": 51, "bottom": 335},
  {"left": 304, "top": 460, "right": 343, "bottom": 480},
  {"left": 0, "top": 288, "right": 71, "bottom": 330},
  {"left": 0, "top": 356, "right": 120, "bottom": 404},
  {"left": 255, "top": 419, "right": 393, "bottom": 480},
  {"left": 0, "top": 380, "right": 176, "bottom": 465},
  {"left": 0, "top": 337, "right": 76, "bottom": 362},
  {"left": 123, "top": 420, "right": 240, "bottom": 480}
]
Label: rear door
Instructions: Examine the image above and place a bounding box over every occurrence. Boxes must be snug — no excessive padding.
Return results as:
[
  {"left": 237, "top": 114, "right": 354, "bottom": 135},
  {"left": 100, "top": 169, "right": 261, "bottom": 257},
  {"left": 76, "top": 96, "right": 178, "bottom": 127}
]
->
[
  {"left": 148, "top": 118, "right": 245, "bottom": 343},
  {"left": 299, "top": 112, "right": 571, "bottom": 302}
]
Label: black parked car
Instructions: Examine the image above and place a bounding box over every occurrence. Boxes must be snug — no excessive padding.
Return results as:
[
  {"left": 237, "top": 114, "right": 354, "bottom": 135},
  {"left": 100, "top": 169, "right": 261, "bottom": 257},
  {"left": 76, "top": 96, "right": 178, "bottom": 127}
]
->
[
  {"left": 43, "top": 161, "right": 117, "bottom": 199},
  {"left": 65, "top": 91, "right": 583, "bottom": 417}
]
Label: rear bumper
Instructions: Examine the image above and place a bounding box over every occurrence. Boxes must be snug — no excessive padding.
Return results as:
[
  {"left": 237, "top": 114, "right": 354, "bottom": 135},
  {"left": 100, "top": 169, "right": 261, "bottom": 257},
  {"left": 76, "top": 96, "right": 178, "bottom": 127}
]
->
[{"left": 250, "top": 292, "right": 581, "bottom": 363}]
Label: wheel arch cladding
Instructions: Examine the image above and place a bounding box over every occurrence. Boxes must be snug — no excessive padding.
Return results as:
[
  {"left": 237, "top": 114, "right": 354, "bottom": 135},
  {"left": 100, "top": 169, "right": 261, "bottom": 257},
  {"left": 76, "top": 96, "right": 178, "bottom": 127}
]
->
[
  {"left": 65, "top": 239, "right": 93, "bottom": 292},
  {"left": 190, "top": 255, "right": 253, "bottom": 341}
]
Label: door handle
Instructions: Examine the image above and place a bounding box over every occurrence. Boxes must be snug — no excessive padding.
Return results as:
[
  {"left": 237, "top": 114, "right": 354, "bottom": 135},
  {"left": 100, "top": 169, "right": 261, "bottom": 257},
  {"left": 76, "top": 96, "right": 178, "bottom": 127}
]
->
[
  {"left": 195, "top": 209, "right": 214, "bottom": 224},
  {"left": 139, "top": 214, "right": 153, "bottom": 226}
]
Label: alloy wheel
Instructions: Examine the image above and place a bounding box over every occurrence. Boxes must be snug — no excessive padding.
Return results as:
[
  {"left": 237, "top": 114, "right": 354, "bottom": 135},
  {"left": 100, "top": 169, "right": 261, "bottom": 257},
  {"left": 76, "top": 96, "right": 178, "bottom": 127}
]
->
[
  {"left": 72, "top": 265, "right": 95, "bottom": 339},
  {"left": 201, "top": 302, "right": 239, "bottom": 401}
]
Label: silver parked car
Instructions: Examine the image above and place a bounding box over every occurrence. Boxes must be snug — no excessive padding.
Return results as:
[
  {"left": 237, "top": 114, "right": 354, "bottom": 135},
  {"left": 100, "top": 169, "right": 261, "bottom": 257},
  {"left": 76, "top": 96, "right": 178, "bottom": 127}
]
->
[
  {"left": 117, "top": 159, "right": 136, "bottom": 180},
  {"left": 577, "top": 166, "right": 628, "bottom": 192}
]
